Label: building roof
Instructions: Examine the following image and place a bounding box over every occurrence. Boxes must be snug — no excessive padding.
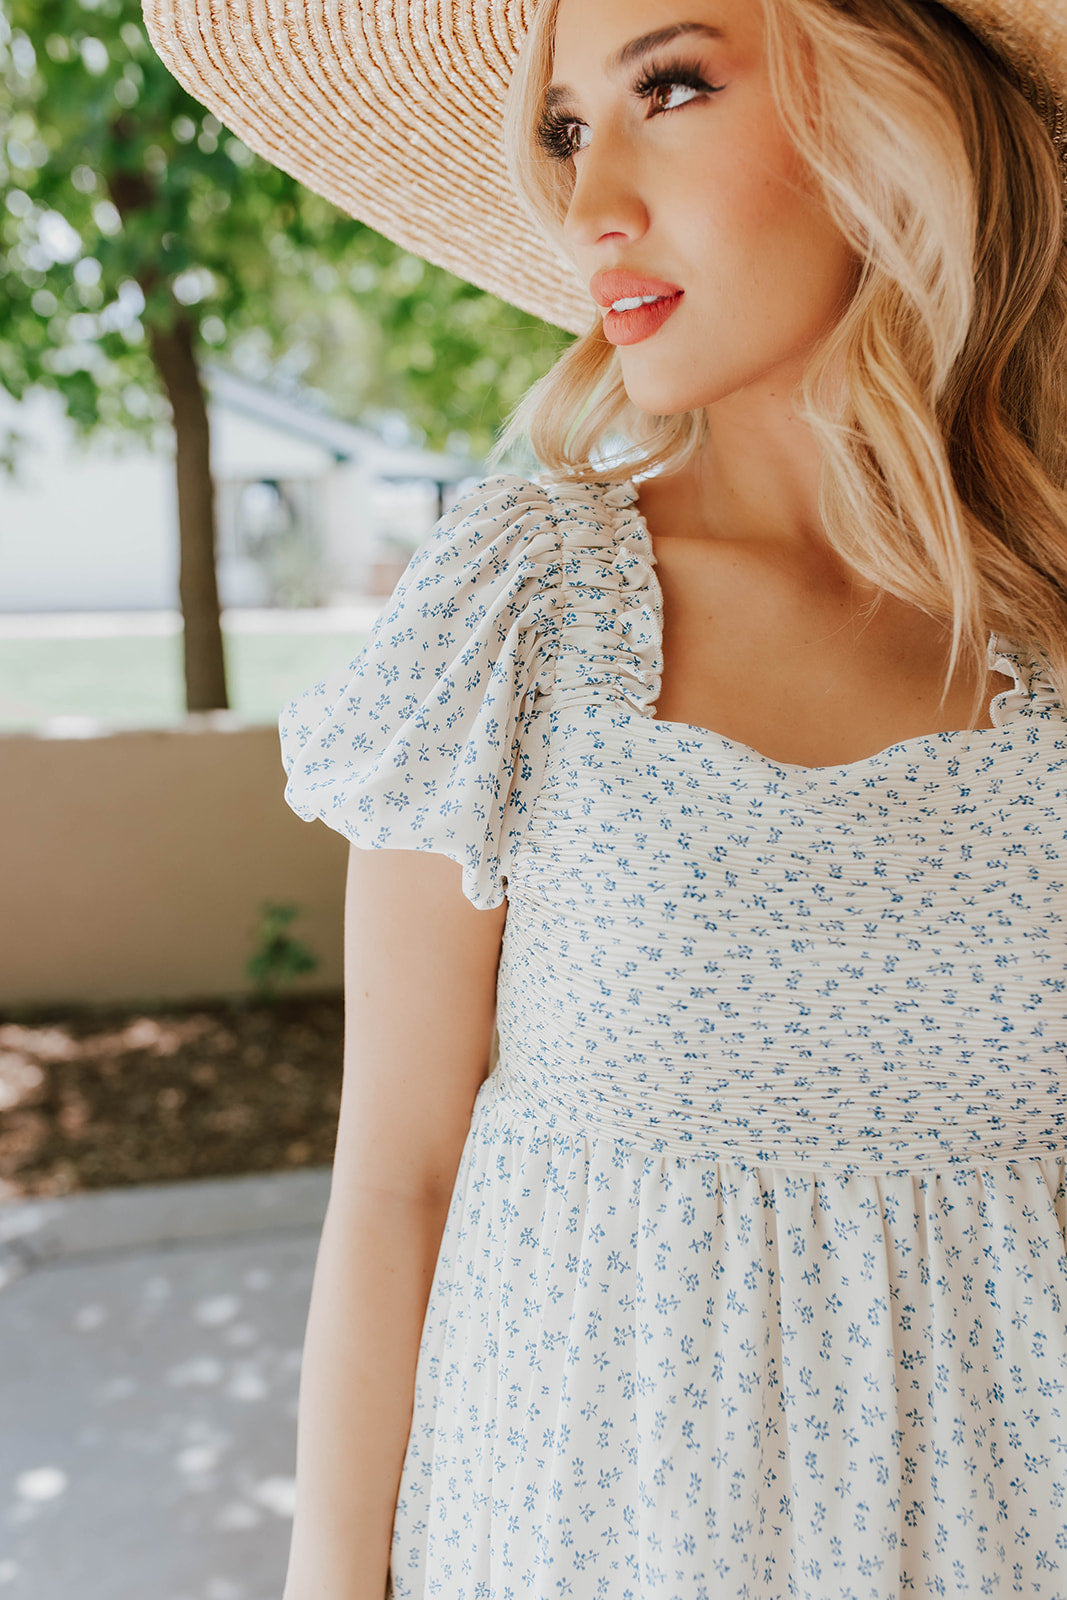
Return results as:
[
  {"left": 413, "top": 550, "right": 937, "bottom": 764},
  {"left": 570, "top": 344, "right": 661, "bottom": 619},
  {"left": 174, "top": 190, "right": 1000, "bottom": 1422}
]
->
[{"left": 204, "top": 365, "right": 482, "bottom": 483}]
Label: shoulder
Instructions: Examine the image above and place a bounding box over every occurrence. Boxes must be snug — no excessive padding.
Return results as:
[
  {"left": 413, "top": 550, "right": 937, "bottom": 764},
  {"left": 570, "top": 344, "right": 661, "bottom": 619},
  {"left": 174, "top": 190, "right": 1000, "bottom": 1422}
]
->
[
  {"left": 275, "top": 468, "right": 656, "bottom": 904},
  {"left": 419, "top": 472, "right": 557, "bottom": 561},
  {"left": 364, "top": 473, "right": 562, "bottom": 669},
  {"left": 398, "top": 469, "right": 646, "bottom": 619},
  {"left": 427, "top": 469, "right": 639, "bottom": 546},
  {"left": 276, "top": 472, "right": 566, "bottom": 770},
  {"left": 414, "top": 469, "right": 638, "bottom": 557},
  {"left": 275, "top": 472, "right": 571, "bottom": 907}
]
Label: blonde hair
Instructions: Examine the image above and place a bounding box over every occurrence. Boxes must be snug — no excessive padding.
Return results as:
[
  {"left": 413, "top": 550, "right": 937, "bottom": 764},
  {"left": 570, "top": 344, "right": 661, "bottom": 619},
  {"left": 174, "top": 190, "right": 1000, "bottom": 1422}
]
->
[{"left": 488, "top": 0, "right": 1067, "bottom": 719}]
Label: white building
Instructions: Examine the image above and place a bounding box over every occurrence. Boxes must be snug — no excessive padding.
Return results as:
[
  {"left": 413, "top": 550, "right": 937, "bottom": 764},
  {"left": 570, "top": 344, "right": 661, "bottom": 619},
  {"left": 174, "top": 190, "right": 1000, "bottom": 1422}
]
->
[{"left": 0, "top": 367, "right": 482, "bottom": 612}]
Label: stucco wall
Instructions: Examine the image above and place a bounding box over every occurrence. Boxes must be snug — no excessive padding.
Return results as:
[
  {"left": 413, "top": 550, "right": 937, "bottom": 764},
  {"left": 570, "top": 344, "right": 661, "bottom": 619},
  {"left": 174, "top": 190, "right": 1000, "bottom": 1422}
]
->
[{"left": 0, "top": 718, "right": 348, "bottom": 1007}]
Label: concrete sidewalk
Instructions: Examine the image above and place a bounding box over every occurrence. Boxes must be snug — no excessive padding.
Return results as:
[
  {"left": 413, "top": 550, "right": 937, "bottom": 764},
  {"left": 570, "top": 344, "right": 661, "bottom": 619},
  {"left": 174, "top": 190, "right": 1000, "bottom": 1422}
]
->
[{"left": 0, "top": 1167, "right": 332, "bottom": 1600}]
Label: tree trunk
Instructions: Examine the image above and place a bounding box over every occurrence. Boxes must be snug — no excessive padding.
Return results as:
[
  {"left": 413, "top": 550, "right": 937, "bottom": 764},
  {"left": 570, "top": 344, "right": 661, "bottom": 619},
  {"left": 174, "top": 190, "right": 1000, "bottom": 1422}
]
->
[{"left": 148, "top": 311, "right": 229, "bottom": 712}]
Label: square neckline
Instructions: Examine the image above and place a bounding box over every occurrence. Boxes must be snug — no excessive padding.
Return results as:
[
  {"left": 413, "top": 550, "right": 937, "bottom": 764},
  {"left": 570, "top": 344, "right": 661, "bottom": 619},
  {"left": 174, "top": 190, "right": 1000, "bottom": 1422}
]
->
[
  {"left": 631, "top": 692, "right": 1016, "bottom": 778},
  {"left": 621, "top": 482, "right": 1027, "bottom": 778}
]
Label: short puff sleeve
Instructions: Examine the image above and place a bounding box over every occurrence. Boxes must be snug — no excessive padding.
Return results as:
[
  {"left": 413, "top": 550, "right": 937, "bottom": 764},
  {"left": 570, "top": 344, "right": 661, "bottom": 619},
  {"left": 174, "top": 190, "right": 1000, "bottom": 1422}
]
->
[{"left": 277, "top": 474, "right": 559, "bottom": 909}]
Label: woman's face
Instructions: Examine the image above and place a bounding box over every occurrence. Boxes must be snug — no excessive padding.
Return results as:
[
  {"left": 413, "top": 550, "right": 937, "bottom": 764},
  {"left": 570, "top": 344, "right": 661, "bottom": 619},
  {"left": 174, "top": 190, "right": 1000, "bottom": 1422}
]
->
[{"left": 544, "top": 0, "right": 860, "bottom": 417}]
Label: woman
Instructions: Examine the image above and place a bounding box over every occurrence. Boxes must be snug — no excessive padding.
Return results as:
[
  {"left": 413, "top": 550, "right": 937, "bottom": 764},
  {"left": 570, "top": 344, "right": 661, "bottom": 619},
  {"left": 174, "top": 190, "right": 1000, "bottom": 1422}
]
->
[{"left": 147, "top": 0, "right": 1067, "bottom": 1593}]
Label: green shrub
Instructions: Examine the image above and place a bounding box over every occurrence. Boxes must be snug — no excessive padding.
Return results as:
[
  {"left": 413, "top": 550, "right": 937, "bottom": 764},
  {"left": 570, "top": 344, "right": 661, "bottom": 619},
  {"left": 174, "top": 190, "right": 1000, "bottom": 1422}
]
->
[{"left": 246, "top": 902, "right": 320, "bottom": 1000}]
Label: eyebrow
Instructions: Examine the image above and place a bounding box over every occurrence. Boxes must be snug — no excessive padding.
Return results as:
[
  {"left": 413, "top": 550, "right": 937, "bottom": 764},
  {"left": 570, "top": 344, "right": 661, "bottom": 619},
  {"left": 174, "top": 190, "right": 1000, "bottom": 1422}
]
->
[{"left": 543, "top": 22, "right": 726, "bottom": 113}]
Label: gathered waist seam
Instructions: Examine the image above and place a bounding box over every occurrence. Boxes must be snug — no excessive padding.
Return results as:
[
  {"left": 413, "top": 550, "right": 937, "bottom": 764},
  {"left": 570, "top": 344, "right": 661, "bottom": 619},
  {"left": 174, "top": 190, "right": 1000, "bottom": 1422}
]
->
[{"left": 478, "top": 1056, "right": 1067, "bottom": 1179}]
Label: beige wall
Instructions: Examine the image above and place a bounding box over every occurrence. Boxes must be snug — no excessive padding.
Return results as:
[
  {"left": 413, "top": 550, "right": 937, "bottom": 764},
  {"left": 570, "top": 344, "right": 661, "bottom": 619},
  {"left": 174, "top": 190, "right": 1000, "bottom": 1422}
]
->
[{"left": 1, "top": 717, "right": 348, "bottom": 1007}]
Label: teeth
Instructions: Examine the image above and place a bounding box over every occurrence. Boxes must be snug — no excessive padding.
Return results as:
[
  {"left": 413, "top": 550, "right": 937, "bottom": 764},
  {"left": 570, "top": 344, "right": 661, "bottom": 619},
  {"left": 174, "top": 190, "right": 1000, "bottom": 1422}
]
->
[{"left": 610, "top": 293, "right": 667, "bottom": 312}]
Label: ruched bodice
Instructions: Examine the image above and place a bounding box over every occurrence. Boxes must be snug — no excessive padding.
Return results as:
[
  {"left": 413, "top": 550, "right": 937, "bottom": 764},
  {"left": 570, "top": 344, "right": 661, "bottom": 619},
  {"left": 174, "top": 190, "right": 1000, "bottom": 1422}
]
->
[
  {"left": 547, "top": 478, "right": 662, "bottom": 715},
  {"left": 279, "top": 473, "right": 1067, "bottom": 1599},
  {"left": 496, "top": 693, "right": 1067, "bottom": 1174}
]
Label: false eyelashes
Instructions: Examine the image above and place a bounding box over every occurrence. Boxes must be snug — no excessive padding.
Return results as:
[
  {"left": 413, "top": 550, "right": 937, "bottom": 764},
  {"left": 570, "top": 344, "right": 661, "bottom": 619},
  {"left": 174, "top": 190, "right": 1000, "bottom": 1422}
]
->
[{"left": 536, "top": 57, "right": 725, "bottom": 162}]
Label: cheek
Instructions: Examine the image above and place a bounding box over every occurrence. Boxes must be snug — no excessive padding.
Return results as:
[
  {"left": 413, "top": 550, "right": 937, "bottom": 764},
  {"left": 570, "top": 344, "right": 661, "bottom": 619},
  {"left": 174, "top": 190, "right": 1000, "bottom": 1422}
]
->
[
  {"left": 750, "top": 133, "right": 852, "bottom": 287},
  {"left": 674, "top": 118, "right": 809, "bottom": 265},
  {"left": 690, "top": 145, "right": 850, "bottom": 307},
  {"left": 678, "top": 170, "right": 805, "bottom": 304},
  {"left": 675, "top": 185, "right": 854, "bottom": 374}
]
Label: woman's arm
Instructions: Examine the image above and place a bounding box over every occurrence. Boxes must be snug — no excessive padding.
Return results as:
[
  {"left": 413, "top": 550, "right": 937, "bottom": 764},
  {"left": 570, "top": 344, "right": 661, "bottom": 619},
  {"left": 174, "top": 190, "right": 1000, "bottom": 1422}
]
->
[{"left": 281, "top": 843, "right": 507, "bottom": 1600}]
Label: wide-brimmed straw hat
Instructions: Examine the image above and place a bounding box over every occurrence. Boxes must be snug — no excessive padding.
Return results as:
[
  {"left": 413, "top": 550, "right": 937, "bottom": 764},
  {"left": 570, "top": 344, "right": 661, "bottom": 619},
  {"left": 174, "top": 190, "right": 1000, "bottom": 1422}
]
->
[{"left": 142, "top": 0, "right": 1067, "bottom": 336}]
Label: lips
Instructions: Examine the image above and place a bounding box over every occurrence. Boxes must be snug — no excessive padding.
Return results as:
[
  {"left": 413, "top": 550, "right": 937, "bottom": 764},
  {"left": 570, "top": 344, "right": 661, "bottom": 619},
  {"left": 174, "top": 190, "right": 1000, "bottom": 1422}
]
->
[
  {"left": 590, "top": 269, "right": 684, "bottom": 310},
  {"left": 601, "top": 294, "right": 682, "bottom": 347}
]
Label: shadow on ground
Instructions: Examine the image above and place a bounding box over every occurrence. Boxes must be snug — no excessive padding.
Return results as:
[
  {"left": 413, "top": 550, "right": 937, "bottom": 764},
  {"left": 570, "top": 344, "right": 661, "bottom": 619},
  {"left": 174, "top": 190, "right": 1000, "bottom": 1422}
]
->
[{"left": 0, "top": 1166, "right": 331, "bottom": 1600}]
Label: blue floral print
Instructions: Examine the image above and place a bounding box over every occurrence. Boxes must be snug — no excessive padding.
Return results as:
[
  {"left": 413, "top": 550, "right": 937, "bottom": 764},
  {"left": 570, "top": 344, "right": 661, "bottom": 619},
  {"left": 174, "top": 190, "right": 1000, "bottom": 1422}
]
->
[{"left": 279, "top": 473, "right": 1067, "bottom": 1598}]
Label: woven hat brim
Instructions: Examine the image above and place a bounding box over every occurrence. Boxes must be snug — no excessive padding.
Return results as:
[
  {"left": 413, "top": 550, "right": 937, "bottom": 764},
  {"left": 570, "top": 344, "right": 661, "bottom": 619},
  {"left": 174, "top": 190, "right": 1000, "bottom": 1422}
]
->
[
  {"left": 142, "top": 0, "right": 1067, "bottom": 339},
  {"left": 142, "top": 0, "right": 594, "bottom": 336}
]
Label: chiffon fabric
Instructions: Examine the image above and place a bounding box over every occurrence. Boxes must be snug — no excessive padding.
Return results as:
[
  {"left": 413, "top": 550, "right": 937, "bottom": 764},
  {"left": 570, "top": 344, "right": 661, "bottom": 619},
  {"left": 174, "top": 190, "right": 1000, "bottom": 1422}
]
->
[{"left": 278, "top": 473, "right": 1067, "bottom": 1599}]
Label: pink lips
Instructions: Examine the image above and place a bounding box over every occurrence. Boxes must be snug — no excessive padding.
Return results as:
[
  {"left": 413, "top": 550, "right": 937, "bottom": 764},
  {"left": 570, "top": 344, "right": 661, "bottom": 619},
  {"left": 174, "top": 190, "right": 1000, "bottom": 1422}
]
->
[
  {"left": 590, "top": 269, "right": 684, "bottom": 308},
  {"left": 602, "top": 295, "right": 683, "bottom": 346},
  {"left": 590, "top": 270, "right": 684, "bottom": 347}
]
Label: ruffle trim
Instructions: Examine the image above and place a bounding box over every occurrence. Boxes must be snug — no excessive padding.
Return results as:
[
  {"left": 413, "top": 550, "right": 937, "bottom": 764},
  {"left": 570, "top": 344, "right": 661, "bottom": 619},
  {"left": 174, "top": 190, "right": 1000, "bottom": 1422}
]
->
[
  {"left": 280, "top": 471, "right": 1062, "bottom": 911},
  {"left": 535, "top": 474, "right": 661, "bottom": 715},
  {"left": 987, "top": 633, "right": 1062, "bottom": 726},
  {"left": 537, "top": 474, "right": 1062, "bottom": 736},
  {"left": 279, "top": 474, "right": 562, "bottom": 910}
]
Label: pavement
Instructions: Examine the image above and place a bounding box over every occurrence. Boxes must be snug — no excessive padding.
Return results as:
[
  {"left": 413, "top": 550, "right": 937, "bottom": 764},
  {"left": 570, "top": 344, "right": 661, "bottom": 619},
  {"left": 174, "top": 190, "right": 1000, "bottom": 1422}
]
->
[{"left": 0, "top": 1167, "right": 333, "bottom": 1600}]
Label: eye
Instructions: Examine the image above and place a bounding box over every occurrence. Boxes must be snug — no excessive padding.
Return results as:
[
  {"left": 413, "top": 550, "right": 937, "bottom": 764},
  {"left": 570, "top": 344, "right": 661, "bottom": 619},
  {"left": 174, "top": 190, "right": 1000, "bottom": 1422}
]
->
[
  {"left": 643, "top": 78, "right": 704, "bottom": 114},
  {"left": 535, "top": 113, "right": 591, "bottom": 162},
  {"left": 633, "top": 59, "right": 724, "bottom": 118},
  {"left": 536, "top": 56, "right": 723, "bottom": 164}
]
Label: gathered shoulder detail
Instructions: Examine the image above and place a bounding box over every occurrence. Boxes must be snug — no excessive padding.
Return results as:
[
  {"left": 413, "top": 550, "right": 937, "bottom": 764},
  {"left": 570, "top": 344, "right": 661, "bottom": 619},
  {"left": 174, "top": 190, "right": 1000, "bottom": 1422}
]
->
[
  {"left": 987, "top": 633, "right": 1064, "bottom": 727},
  {"left": 534, "top": 474, "right": 663, "bottom": 717},
  {"left": 277, "top": 473, "right": 561, "bottom": 909}
]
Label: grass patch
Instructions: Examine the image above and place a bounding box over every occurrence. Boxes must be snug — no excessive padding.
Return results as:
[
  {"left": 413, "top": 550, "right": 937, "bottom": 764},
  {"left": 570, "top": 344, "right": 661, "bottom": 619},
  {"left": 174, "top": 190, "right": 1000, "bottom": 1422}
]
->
[{"left": 0, "top": 629, "right": 370, "bottom": 731}]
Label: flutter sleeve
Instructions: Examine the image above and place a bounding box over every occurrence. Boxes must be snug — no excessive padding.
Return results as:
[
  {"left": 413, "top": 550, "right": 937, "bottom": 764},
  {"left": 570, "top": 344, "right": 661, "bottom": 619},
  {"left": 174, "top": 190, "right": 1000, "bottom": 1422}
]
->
[{"left": 277, "top": 473, "right": 560, "bottom": 909}]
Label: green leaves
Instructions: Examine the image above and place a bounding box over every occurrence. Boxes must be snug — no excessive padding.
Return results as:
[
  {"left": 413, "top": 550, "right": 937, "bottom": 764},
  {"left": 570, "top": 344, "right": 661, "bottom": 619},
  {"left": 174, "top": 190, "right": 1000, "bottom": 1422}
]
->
[
  {"left": 246, "top": 903, "right": 320, "bottom": 1001},
  {"left": 0, "top": 0, "right": 568, "bottom": 456}
]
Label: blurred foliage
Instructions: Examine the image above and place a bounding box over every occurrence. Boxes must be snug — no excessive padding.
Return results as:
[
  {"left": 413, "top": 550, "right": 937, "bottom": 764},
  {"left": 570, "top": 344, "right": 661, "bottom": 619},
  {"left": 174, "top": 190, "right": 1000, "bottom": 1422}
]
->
[
  {"left": 0, "top": 0, "right": 570, "bottom": 458},
  {"left": 246, "top": 902, "right": 319, "bottom": 1001}
]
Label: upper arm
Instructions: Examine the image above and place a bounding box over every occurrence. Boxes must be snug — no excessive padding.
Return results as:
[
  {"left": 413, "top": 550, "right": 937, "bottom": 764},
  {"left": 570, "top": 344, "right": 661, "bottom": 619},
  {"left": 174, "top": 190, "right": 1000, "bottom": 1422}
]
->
[{"left": 328, "top": 841, "right": 508, "bottom": 1210}]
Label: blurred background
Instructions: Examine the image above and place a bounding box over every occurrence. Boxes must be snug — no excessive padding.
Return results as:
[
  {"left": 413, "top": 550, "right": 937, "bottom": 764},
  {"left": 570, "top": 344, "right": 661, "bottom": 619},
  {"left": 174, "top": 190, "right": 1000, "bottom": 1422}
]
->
[
  {"left": 0, "top": 0, "right": 570, "bottom": 1192},
  {"left": 0, "top": 2, "right": 570, "bottom": 1595}
]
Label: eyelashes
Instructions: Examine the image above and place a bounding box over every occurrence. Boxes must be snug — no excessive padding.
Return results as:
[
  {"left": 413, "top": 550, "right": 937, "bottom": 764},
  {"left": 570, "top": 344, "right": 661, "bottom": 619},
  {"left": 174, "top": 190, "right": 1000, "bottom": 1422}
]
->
[
  {"left": 536, "top": 56, "right": 725, "bottom": 163},
  {"left": 631, "top": 58, "right": 720, "bottom": 107}
]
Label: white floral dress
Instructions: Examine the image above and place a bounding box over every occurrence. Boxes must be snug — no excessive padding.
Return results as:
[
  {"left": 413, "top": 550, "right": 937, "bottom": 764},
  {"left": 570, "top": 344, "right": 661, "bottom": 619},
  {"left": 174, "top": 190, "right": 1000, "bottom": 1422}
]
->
[{"left": 278, "top": 473, "right": 1067, "bottom": 1600}]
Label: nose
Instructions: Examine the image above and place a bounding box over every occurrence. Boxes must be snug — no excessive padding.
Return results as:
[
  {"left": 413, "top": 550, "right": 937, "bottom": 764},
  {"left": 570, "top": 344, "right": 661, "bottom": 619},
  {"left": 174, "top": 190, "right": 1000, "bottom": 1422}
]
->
[{"left": 561, "top": 129, "right": 650, "bottom": 252}]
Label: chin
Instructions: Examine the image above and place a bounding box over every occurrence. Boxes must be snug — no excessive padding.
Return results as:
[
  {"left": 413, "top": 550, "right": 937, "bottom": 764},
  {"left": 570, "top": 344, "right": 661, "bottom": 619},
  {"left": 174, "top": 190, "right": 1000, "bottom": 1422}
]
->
[
  {"left": 622, "top": 376, "right": 718, "bottom": 417},
  {"left": 618, "top": 344, "right": 735, "bottom": 416},
  {"left": 622, "top": 345, "right": 785, "bottom": 416}
]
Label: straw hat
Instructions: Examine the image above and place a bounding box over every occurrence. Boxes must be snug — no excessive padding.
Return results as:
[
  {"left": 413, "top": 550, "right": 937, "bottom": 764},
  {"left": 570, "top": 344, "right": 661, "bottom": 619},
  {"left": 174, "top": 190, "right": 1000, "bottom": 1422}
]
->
[{"left": 142, "top": 0, "right": 1067, "bottom": 336}]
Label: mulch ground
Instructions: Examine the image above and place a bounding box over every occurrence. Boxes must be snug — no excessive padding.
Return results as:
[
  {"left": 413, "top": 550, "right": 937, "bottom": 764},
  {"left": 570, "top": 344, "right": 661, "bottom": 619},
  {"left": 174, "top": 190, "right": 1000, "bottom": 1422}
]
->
[{"left": 0, "top": 993, "right": 344, "bottom": 1201}]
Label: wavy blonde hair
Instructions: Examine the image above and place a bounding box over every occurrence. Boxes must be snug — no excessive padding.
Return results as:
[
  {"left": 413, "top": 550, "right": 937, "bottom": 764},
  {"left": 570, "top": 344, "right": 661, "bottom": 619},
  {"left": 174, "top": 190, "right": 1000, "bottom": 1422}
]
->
[{"left": 487, "top": 0, "right": 1067, "bottom": 718}]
